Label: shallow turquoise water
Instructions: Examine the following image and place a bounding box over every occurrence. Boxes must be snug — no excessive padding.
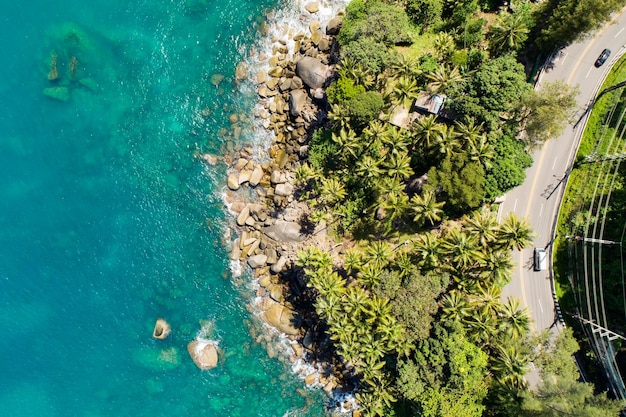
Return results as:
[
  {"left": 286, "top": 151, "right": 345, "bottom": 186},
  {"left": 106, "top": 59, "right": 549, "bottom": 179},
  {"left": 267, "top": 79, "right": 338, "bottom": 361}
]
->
[{"left": 0, "top": 1, "right": 325, "bottom": 416}]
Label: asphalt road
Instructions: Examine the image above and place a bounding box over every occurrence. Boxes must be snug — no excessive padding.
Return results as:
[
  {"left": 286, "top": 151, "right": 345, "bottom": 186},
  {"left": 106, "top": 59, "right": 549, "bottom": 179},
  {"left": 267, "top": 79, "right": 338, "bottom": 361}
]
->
[{"left": 499, "top": 10, "right": 626, "bottom": 341}]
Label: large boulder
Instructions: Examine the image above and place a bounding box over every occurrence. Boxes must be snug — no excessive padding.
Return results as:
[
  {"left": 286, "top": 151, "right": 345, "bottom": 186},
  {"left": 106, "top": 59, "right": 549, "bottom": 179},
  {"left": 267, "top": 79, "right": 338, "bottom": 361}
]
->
[
  {"left": 263, "top": 220, "right": 305, "bottom": 242},
  {"left": 289, "top": 89, "right": 308, "bottom": 117},
  {"left": 248, "top": 254, "right": 268, "bottom": 269},
  {"left": 263, "top": 303, "right": 300, "bottom": 335},
  {"left": 295, "top": 57, "right": 330, "bottom": 90},
  {"left": 187, "top": 340, "right": 219, "bottom": 370}
]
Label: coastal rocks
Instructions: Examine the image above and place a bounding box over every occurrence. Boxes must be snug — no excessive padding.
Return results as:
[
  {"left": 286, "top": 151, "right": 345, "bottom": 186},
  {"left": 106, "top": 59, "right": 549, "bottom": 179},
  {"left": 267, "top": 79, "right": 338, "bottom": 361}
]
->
[
  {"left": 187, "top": 340, "right": 219, "bottom": 370},
  {"left": 247, "top": 254, "right": 268, "bottom": 269},
  {"left": 152, "top": 318, "right": 171, "bottom": 340},
  {"left": 288, "top": 89, "right": 308, "bottom": 117},
  {"left": 262, "top": 302, "right": 299, "bottom": 335},
  {"left": 274, "top": 182, "right": 294, "bottom": 197},
  {"left": 222, "top": 6, "right": 351, "bottom": 409},
  {"left": 227, "top": 173, "right": 240, "bottom": 190},
  {"left": 249, "top": 165, "right": 264, "bottom": 186},
  {"left": 263, "top": 220, "right": 305, "bottom": 242},
  {"left": 295, "top": 56, "right": 330, "bottom": 90},
  {"left": 326, "top": 16, "right": 343, "bottom": 36},
  {"left": 304, "top": 2, "right": 319, "bottom": 14}
]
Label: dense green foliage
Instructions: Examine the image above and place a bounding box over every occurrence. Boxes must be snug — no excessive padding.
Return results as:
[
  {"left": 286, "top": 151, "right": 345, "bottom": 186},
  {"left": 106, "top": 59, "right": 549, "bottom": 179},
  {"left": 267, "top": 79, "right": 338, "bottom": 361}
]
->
[
  {"left": 289, "top": 0, "right": 626, "bottom": 415},
  {"left": 538, "top": 0, "right": 626, "bottom": 50}
]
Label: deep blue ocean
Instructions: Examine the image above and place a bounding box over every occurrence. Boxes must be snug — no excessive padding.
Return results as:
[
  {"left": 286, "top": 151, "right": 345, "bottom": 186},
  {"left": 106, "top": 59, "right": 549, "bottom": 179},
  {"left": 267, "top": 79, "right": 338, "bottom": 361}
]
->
[{"left": 0, "top": 1, "right": 327, "bottom": 416}]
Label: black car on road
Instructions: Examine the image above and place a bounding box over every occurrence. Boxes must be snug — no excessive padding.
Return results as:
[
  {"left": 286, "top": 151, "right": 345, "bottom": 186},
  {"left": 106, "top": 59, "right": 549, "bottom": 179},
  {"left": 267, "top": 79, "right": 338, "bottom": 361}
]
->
[{"left": 595, "top": 48, "right": 611, "bottom": 67}]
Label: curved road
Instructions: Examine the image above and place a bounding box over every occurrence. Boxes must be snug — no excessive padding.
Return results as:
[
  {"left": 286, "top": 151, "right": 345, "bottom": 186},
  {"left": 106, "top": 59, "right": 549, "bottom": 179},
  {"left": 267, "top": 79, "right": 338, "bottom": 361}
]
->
[{"left": 499, "top": 10, "right": 626, "bottom": 342}]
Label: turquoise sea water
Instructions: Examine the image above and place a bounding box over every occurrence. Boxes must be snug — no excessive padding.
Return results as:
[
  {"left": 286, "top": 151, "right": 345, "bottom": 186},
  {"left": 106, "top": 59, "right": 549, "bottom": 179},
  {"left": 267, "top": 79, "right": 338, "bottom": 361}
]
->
[{"left": 0, "top": 1, "right": 327, "bottom": 416}]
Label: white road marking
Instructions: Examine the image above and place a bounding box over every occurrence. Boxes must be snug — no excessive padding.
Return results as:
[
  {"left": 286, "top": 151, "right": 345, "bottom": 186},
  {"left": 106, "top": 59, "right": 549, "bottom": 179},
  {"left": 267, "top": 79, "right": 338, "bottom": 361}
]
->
[
  {"left": 586, "top": 67, "right": 593, "bottom": 78},
  {"left": 538, "top": 298, "right": 544, "bottom": 313},
  {"left": 561, "top": 54, "right": 568, "bottom": 66},
  {"left": 513, "top": 198, "right": 518, "bottom": 213},
  {"left": 539, "top": 203, "right": 544, "bottom": 217},
  {"left": 615, "top": 28, "right": 625, "bottom": 38},
  {"left": 552, "top": 156, "right": 558, "bottom": 169}
]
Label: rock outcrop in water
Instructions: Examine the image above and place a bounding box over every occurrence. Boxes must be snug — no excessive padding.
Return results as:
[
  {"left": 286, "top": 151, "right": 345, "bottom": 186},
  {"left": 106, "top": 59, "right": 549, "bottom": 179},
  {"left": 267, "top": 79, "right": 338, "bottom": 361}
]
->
[
  {"left": 187, "top": 340, "right": 219, "bottom": 370},
  {"left": 152, "top": 318, "right": 171, "bottom": 340}
]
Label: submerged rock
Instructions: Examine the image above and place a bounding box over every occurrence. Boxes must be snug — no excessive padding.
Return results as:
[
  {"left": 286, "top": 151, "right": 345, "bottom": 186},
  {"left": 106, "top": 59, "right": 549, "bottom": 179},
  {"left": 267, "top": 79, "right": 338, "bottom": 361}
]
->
[{"left": 43, "top": 86, "right": 70, "bottom": 102}]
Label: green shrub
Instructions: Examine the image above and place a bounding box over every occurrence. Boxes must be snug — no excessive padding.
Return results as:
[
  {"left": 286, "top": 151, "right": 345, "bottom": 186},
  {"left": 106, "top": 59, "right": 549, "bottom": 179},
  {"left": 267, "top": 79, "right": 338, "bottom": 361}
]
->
[
  {"left": 345, "top": 91, "right": 385, "bottom": 129},
  {"left": 338, "top": 0, "right": 413, "bottom": 46},
  {"left": 326, "top": 76, "right": 365, "bottom": 105}
]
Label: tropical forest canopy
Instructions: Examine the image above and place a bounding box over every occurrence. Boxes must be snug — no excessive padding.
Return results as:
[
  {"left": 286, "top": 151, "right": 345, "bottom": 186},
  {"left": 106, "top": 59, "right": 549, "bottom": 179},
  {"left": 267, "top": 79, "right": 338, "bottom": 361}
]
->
[{"left": 288, "top": 0, "right": 626, "bottom": 416}]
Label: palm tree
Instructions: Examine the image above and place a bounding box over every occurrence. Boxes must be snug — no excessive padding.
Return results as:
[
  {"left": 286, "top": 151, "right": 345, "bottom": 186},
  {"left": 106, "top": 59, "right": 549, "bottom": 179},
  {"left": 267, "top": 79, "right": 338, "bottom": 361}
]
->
[
  {"left": 380, "top": 125, "right": 410, "bottom": 154},
  {"left": 363, "top": 120, "right": 388, "bottom": 142},
  {"left": 497, "top": 214, "right": 535, "bottom": 251},
  {"left": 380, "top": 191, "right": 410, "bottom": 231},
  {"left": 388, "top": 53, "right": 420, "bottom": 80},
  {"left": 425, "top": 65, "right": 464, "bottom": 95},
  {"left": 498, "top": 297, "right": 531, "bottom": 340},
  {"left": 411, "top": 114, "right": 441, "bottom": 151},
  {"left": 411, "top": 190, "right": 445, "bottom": 227},
  {"left": 391, "top": 76, "right": 421, "bottom": 108},
  {"left": 440, "top": 290, "right": 472, "bottom": 322},
  {"left": 310, "top": 270, "right": 346, "bottom": 299},
  {"left": 491, "top": 343, "right": 529, "bottom": 379},
  {"left": 433, "top": 32, "right": 456, "bottom": 61},
  {"left": 328, "top": 103, "right": 352, "bottom": 128},
  {"left": 374, "top": 176, "right": 405, "bottom": 197},
  {"left": 332, "top": 127, "right": 360, "bottom": 161},
  {"left": 474, "top": 285, "right": 503, "bottom": 318},
  {"left": 316, "top": 293, "right": 343, "bottom": 321},
  {"left": 433, "top": 123, "right": 461, "bottom": 157},
  {"left": 355, "top": 155, "right": 384, "bottom": 183},
  {"left": 463, "top": 209, "right": 498, "bottom": 248},
  {"left": 294, "top": 162, "right": 318, "bottom": 187},
  {"left": 466, "top": 309, "right": 499, "bottom": 347},
  {"left": 480, "top": 250, "right": 514, "bottom": 288},
  {"left": 469, "top": 133, "right": 495, "bottom": 169},
  {"left": 455, "top": 117, "right": 483, "bottom": 148},
  {"left": 384, "top": 151, "right": 414, "bottom": 180},
  {"left": 365, "top": 295, "right": 393, "bottom": 326},
  {"left": 319, "top": 177, "right": 346, "bottom": 206},
  {"left": 358, "top": 264, "right": 383, "bottom": 288},
  {"left": 488, "top": 12, "right": 530, "bottom": 55},
  {"left": 412, "top": 231, "right": 441, "bottom": 269},
  {"left": 442, "top": 227, "right": 483, "bottom": 270},
  {"left": 343, "top": 248, "right": 363, "bottom": 275},
  {"left": 367, "top": 241, "right": 394, "bottom": 269}
]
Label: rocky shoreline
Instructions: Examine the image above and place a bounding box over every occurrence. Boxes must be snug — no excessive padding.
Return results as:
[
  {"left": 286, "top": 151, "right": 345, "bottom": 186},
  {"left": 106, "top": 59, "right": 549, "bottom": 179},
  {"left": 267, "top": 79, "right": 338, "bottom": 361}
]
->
[{"left": 205, "top": 3, "right": 360, "bottom": 414}]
